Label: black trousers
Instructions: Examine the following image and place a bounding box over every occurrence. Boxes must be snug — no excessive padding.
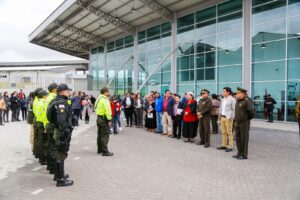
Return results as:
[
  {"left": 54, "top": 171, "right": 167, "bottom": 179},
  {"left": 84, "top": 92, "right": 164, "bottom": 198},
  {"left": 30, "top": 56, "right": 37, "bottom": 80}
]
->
[
  {"left": 267, "top": 108, "right": 274, "bottom": 122},
  {"left": 124, "top": 108, "right": 133, "bottom": 126},
  {"left": 21, "top": 107, "right": 27, "bottom": 121},
  {"left": 172, "top": 116, "right": 182, "bottom": 138},
  {"left": 0, "top": 110, "right": 3, "bottom": 125},
  {"left": 3, "top": 108, "right": 9, "bottom": 122},
  {"left": 211, "top": 115, "right": 218, "bottom": 133}
]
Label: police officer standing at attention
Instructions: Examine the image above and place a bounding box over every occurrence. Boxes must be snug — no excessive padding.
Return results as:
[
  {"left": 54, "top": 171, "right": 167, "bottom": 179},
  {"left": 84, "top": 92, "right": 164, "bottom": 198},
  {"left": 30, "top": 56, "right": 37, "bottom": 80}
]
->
[
  {"left": 36, "top": 90, "right": 48, "bottom": 165},
  {"left": 44, "top": 83, "right": 57, "bottom": 174},
  {"left": 233, "top": 87, "right": 255, "bottom": 160},
  {"left": 197, "top": 89, "right": 212, "bottom": 148},
  {"left": 47, "top": 84, "right": 74, "bottom": 187},
  {"left": 32, "top": 88, "right": 43, "bottom": 159},
  {"left": 96, "top": 87, "right": 113, "bottom": 156}
]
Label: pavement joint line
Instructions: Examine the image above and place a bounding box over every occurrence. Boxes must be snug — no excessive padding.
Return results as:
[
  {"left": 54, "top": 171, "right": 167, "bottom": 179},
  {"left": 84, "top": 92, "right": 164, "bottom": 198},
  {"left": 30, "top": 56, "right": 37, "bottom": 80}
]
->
[
  {"left": 83, "top": 147, "right": 90, "bottom": 150},
  {"left": 32, "top": 167, "right": 42, "bottom": 171},
  {"left": 30, "top": 189, "right": 43, "bottom": 195}
]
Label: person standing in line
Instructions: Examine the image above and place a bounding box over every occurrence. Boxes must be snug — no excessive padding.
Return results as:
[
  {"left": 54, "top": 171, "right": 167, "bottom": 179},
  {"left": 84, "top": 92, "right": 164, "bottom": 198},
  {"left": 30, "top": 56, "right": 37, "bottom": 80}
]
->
[
  {"left": 131, "top": 93, "right": 138, "bottom": 127},
  {"left": 27, "top": 92, "right": 35, "bottom": 154},
  {"left": 35, "top": 90, "right": 48, "bottom": 165},
  {"left": 47, "top": 84, "right": 74, "bottom": 186},
  {"left": 134, "top": 93, "right": 144, "bottom": 128},
  {"left": 171, "top": 94, "right": 184, "bottom": 139},
  {"left": 154, "top": 92, "right": 163, "bottom": 134},
  {"left": 264, "top": 94, "right": 277, "bottom": 123},
  {"left": 211, "top": 94, "right": 220, "bottom": 134},
  {"left": 217, "top": 87, "right": 236, "bottom": 152},
  {"left": 71, "top": 91, "right": 81, "bottom": 126},
  {"left": 110, "top": 96, "right": 117, "bottom": 134},
  {"left": 10, "top": 91, "right": 20, "bottom": 122},
  {"left": 0, "top": 93, "right": 6, "bottom": 126},
  {"left": 114, "top": 96, "right": 122, "bottom": 132},
  {"left": 90, "top": 95, "right": 96, "bottom": 112},
  {"left": 82, "top": 95, "right": 92, "bottom": 124},
  {"left": 233, "top": 87, "right": 255, "bottom": 160},
  {"left": 162, "top": 90, "right": 175, "bottom": 137},
  {"left": 32, "top": 88, "right": 43, "bottom": 159},
  {"left": 95, "top": 87, "right": 113, "bottom": 156},
  {"left": 122, "top": 93, "right": 134, "bottom": 127},
  {"left": 3, "top": 92, "right": 10, "bottom": 123},
  {"left": 182, "top": 92, "right": 198, "bottom": 142},
  {"left": 44, "top": 83, "right": 57, "bottom": 175},
  {"left": 197, "top": 89, "right": 212, "bottom": 148},
  {"left": 145, "top": 95, "right": 156, "bottom": 132}
]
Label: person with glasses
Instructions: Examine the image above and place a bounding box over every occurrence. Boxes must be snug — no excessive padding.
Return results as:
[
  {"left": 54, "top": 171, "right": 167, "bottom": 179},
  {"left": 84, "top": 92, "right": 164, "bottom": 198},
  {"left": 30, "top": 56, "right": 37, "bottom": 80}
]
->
[
  {"left": 233, "top": 87, "right": 254, "bottom": 160},
  {"left": 197, "top": 89, "right": 212, "bottom": 148}
]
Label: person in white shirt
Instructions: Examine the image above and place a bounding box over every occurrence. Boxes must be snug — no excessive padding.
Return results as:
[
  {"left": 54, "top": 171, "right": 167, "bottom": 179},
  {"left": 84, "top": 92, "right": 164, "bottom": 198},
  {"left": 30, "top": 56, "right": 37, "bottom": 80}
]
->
[{"left": 217, "top": 87, "right": 236, "bottom": 152}]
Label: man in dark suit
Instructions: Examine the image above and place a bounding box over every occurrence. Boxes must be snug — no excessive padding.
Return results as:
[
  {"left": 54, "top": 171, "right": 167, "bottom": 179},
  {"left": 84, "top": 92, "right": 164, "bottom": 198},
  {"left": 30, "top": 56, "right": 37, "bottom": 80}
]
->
[{"left": 171, "top": 94, "right": 184, "bottom": 139}]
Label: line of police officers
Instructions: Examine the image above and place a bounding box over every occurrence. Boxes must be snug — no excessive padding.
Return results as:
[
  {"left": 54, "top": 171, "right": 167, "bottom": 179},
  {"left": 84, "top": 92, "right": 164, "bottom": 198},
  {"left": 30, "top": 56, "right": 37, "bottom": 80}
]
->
[{"left": 31, "top": 83, "right": 75, "bottom": 187}]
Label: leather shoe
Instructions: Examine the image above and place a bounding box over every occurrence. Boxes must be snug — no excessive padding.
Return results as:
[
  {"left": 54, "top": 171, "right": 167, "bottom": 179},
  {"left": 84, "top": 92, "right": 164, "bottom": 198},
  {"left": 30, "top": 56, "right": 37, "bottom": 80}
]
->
[
  {"left": 217, "top": 146, "right": 226, "bottom": 150},
  {"left": 235, "top": 155, "right": 247, "bottom": 160},
  {"left": 204, "top": 144, "right": 210, "bottom": 148},
  {"left": 196, "top": 142, "right": 204, "bottom": 145},
  {"left": 225, "top": 148, "right": 233, "bottom": 152},
  {"left": 102, "top": 152, "right": 113, "bottom": 156},
  {"left": 232, "top": 154, "right": 240, "bottom": 158}
]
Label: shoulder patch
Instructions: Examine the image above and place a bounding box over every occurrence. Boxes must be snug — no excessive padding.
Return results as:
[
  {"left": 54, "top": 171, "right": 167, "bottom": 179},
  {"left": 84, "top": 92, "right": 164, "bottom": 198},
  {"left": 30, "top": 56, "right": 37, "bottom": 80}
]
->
[{"left": 59, "top": 104, "right": 65, "bottom": 109}]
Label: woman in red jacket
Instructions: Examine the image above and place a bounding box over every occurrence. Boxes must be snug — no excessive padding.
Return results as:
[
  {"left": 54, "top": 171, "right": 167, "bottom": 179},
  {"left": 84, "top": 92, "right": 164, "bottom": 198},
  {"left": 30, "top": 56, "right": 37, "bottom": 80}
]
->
[{"left": 182, "top": 92, "right": 198, "bottom": 142}]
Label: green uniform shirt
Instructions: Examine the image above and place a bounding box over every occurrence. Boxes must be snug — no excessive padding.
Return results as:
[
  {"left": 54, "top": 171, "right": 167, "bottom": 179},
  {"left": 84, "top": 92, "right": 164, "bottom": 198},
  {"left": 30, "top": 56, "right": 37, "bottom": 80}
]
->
[
  {"left": 36, "top": 98, "right": 46, "bottom": 125},
  {"left": 197, "top": 97, "right": 212, "bottom": 117},
  {"left": 235, "top": 97, "right": 255, "bottom": 124},
  {"left": 43, "top": 92, "right": 57, "bottom": 126},
  {"left": 95, "top": 94, "right": 112, "bottom": 120}
]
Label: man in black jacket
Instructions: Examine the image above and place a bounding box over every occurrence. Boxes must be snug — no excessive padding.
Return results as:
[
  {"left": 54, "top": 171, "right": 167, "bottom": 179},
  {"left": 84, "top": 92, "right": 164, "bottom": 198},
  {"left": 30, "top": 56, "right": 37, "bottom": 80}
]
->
[
  {"left": 264, "top": 94, "right": 277, "bottom": 123},
  {"left": 171, "top": 94, "right": 184, "bottom": 139}
]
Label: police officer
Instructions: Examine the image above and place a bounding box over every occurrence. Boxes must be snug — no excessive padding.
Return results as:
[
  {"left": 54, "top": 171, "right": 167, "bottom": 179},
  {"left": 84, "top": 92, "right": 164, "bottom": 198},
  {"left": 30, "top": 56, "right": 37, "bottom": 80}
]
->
[
  {"left": 32, "top": 88, "right": 43, "bottom": 159},
  {"left": 36, "top": 90, "right": 48, "bottom": 165},
  {"left": 96, "top": 87, "right": 113, "bottom": 156},
  {"left": 264, "top": 94, "right": 277, "bottom": 123},
  {"left": 47, "top": 84, "right": 74, "bottom": 187},
  {"left": 44, "top": 83, "right": 57, "bottom": 174},
  {"left": 197, "top": 89, "right": 212, "bottom": 148},
  {"left": 233, "top": 87, "right": 254, "bottom": 160}
]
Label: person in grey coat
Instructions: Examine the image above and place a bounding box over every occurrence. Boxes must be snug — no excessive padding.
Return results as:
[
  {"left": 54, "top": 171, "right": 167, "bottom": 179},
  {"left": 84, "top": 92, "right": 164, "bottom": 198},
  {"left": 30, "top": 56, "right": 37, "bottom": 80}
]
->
[{"left": 134, "top": 93, "right": 144, "bottom": 128}]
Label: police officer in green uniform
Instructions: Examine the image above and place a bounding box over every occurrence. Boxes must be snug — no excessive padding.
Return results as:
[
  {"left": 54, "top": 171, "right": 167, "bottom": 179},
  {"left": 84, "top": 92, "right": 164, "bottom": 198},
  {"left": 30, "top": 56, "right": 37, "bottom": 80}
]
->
[
  {"left": 32, "top": 88, "right": 43, "bottom": 158},
  {"left": 96, "top": 87, "right": 113, "bottom": 156},
  {"left": 233, "top": 87, "right": 254, "bottom": 160},
  {"left": 36, "top": 90, "right": 48, "bottom": 165},
  {"left": 44, "top": 83, "right": 57, "bottom": 174},
  {"left": 47, "top": 84, "right": 74, "bottom": 187},
  {"left": 197, "top": 89, "right": 212, "bottom": 148}
]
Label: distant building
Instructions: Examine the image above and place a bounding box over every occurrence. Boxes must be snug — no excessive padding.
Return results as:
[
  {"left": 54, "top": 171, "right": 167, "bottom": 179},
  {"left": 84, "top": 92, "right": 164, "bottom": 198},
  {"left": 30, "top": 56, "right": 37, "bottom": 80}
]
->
[{"left": 0, "top": 60, "right": 88, "bottom": 93}]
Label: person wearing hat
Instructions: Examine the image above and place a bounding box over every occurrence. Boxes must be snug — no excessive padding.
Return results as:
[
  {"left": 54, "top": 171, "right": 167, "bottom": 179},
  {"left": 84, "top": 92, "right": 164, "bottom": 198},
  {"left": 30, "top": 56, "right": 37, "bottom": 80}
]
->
[
  {"left": 182, "top": 92, "right": 198, "bottom": 142},
  {"left": 32, "top": 88, "right": 43, "bottom": 158},
  {"left": 35, "top": 90, "right": 48, "bottom": 165},
  {"left": 197, "top": 89, "right": 212, "bottom": 148},
  {"left": 264, "top": 94, "right": 277, "bottom": 123},
  {"left": 217, "top": 87, "right": 236, "bottom": 152},
  {"left": 47, "top": 84, "right": 74, "bottom": 187},
  {"left": 95, "top": 87, "right": 113, "bottom": 156},
  {"left": 44, "top": 83, "right": 57, "bottom": 174},
  {"left": 233, "top": 87, "right": 254, "bottom": 160}
]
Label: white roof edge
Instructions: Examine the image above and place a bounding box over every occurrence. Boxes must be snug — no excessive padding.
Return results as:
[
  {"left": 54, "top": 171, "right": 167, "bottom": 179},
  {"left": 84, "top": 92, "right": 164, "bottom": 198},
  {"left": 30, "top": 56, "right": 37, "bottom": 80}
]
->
[
  {"left": 28, "top": 0, "right": 77, "bottom": 42},
  {"left": 0, "top": 60, "right": 89, "bottom": 67}
]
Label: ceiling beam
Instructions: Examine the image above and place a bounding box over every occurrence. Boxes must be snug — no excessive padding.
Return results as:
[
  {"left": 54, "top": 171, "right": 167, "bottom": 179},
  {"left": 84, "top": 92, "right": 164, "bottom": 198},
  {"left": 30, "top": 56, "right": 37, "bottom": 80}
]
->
[
  {"left": 54, "top": 20, "right": 104, "bottom": 44},
  {"left": 76, "top": 0, "right": 136, "bottom": 35},
  {"left": 138, "top": 0, "right": 173, "bottom": 22}
]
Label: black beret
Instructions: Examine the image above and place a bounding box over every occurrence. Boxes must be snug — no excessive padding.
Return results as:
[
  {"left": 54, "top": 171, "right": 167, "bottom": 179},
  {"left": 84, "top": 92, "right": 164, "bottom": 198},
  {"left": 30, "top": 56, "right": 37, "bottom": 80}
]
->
[
  {"left": 57, "top": 84, "right": 71, "bottom": 93},
  {"left": 48, "top": 83, "right": 58, "bottom": 91},
  {"left": 37, "top": 90, "right": 48, "bottom": 98}
]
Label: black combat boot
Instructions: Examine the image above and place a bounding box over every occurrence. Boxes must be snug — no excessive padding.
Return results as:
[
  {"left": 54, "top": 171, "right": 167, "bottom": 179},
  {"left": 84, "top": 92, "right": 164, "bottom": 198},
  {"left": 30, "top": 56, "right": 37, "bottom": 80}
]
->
[
  {"left": 53, "top": 161, "right": 69, "bottom": 181},
  {"left": 56, "top": 161, "right": 73, "bottom": 187}
]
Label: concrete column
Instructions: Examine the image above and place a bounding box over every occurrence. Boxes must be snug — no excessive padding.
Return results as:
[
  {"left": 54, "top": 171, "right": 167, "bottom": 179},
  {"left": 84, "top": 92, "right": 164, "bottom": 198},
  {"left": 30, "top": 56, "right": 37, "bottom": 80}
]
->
[
  {"left": 133, "top": 30, "right": 139, "bottom": 92},
  {"left": 243, "top": 0, "right": 252, "bottom": 95},
  {"left": 171, "top": 13, "right": 177, "bottom": 93}
]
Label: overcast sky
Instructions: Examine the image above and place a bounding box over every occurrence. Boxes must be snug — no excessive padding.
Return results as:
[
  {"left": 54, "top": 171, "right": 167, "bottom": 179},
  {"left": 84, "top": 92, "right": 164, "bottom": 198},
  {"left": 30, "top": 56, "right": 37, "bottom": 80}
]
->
[{"left": 0, "top": 0, "right": 82, "bottom": 62}]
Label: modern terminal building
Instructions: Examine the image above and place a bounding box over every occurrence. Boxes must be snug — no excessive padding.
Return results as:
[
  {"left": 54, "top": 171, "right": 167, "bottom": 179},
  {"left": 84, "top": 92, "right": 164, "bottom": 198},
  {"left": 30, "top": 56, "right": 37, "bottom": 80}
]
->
[{"left": 29, "top": 0, "right": 300, "bottom": 122}]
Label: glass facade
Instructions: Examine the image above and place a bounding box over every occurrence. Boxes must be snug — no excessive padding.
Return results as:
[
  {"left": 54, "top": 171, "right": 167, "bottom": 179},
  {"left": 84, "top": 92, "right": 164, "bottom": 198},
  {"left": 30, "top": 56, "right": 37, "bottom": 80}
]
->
[
  {"left": 252, "top": 0, "right": 300, "bottom": 122},
  {"left": 176, "top": 0, "right": 243, "bottom": 96},
  {"left": 88, "top": 0, "right": 300, "bottom": 122}
]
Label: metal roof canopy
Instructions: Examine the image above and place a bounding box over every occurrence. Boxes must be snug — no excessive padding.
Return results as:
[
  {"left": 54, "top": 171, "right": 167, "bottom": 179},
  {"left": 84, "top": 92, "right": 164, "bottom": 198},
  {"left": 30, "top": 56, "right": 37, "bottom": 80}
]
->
[
  {"left": 0, "top": 60, "right": 88, "bottom": 67},
  {"left": 29, "top": 0, "right": 215, "bottom": 59}
]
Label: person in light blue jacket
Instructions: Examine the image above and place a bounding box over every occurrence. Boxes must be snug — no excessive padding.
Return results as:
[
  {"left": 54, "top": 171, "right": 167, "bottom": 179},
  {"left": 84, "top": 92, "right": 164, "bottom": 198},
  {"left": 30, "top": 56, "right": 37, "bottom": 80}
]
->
[{"left": 154, "top": 91, "right": 163, "bottom": 133}]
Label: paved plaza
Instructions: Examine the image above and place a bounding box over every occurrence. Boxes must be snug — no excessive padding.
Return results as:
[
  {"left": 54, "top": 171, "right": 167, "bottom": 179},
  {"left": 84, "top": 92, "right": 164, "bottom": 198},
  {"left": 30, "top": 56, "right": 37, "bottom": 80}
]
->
[{"left": 0, "top": 114, "right": 299, "bottom": 200}]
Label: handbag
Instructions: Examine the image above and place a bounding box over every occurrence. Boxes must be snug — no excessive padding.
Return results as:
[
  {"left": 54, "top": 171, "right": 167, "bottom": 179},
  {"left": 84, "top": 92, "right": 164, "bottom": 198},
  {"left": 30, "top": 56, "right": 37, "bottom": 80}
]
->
[{"left": 147, "top": 113, "right": 153, "bottom": 119}]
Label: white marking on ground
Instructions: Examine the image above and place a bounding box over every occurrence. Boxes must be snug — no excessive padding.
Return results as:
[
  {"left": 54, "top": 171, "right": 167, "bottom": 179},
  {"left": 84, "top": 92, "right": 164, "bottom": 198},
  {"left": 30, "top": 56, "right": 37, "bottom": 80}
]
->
[
  {"left": 83, "top": 147, "right": 90, "bottom": 150},
  {"left": 74, "top": 157, "right": 80, "bottom": 160},
  {"left": 32, "top": 167, "right": 42, "bottom": 171},
  {"left": 31, "top": 189, "right": 44, "bottom": 195}
]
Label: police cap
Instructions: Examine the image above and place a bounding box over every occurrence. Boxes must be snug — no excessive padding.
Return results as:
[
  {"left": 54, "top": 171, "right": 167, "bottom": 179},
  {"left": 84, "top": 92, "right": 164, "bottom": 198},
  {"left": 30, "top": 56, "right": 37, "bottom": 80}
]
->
[
  {"left": 57, "top": 84, "right": 71, "bottom": 93},
  {"left": 236, "top": 87, "right": 248, "bottom": 93},
  {"left": 201, "top": 89, "right": 210, "bottom": 94},
  {"left": 37, "top": 90, "right": 48, "bottom": 98},
  {"left": 48, "top": 83, "right": 57, "bottom": 91},
  {"left": 34, "top": 88, "right": 43, "bottom": 97}
]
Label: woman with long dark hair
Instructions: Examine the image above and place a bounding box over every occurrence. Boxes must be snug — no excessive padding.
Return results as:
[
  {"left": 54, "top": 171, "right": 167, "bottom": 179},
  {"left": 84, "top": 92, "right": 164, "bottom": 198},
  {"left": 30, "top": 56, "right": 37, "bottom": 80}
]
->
[
  {"left": 122, "top": 93, "right": 134, "bottom": 127},
  {"left": 182, "top": 92, "right": 198, "bottom": 142},
  {"left": 134, "top": 92, "right": 144, "bottom": 128},
  {"left": 145, "top": 95, "right": 156, "bottom": 132}
]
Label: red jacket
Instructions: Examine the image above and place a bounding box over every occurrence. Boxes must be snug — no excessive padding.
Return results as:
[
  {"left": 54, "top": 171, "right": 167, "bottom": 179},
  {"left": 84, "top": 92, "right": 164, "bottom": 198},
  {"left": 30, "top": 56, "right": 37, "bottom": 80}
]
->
[
  {"left": 110, "top": 101, "right": 115, "bottom": 117},
  {"left": 114, "top": 102, "right": 121, "bottom": 114},
  {"left": 183, "top": 99, "right": 198, "bottom": 122}
]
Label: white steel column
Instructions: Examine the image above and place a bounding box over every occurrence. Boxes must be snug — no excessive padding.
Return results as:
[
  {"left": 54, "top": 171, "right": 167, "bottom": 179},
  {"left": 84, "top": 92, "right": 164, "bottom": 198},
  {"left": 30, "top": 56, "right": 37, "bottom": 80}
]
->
[
  {"left": 133, "top": 30, "right": 139, "bottom": 92},
  {"left": 243, "top": 0, "right": 252, "bottom": 95},
  {"left": 171, "top": 13, "right": 177, "bottom": 93},
  {"left": 104, "top": 40, "right": 108, "bottom": 85}
]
